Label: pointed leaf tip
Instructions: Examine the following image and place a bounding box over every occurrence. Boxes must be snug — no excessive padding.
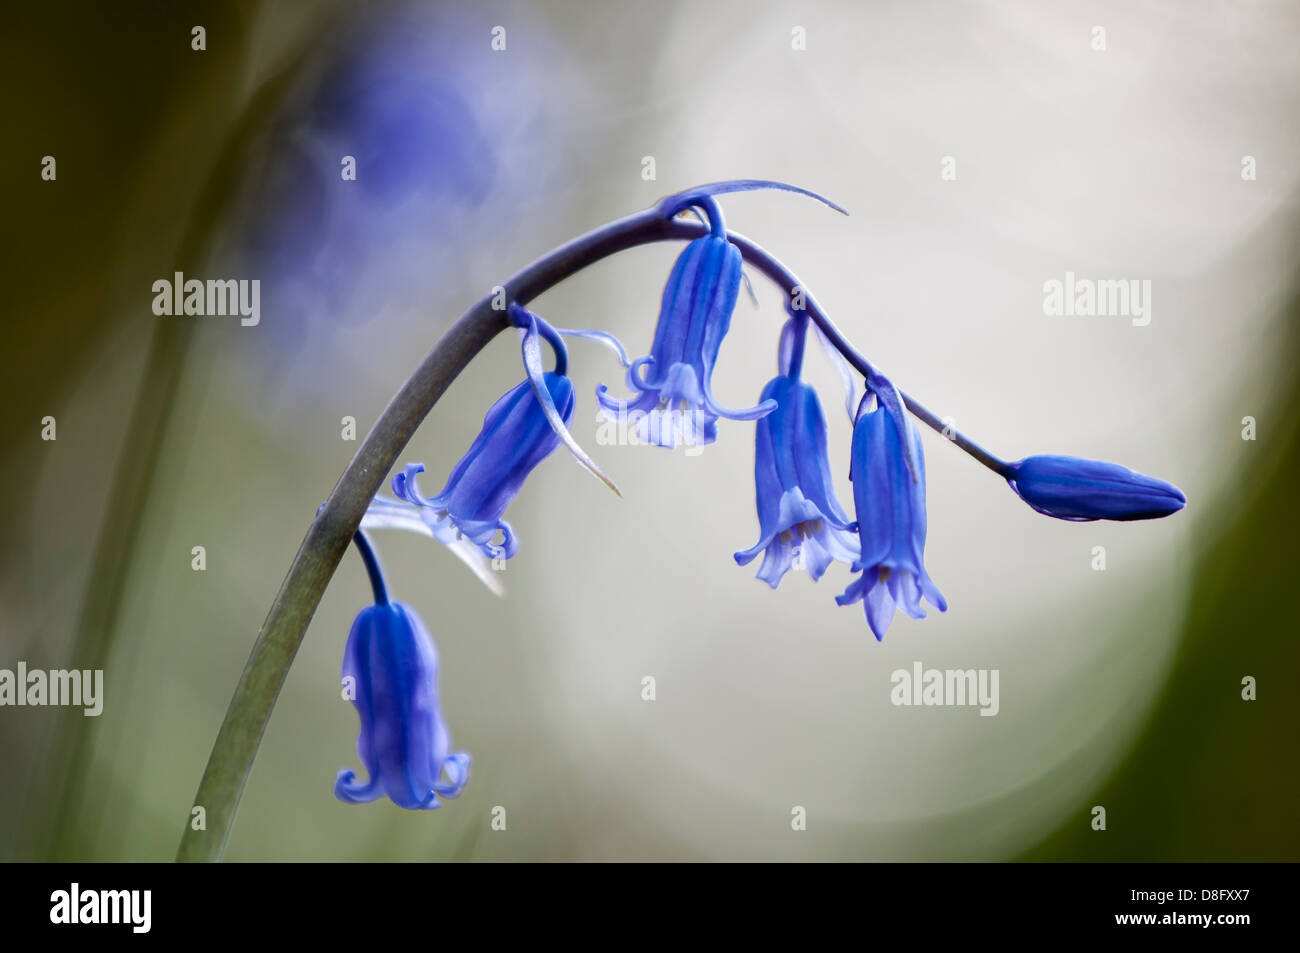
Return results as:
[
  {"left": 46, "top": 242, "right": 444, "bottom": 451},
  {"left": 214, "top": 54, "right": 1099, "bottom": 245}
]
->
[
  {"left": 659, "top": 179, "right": 848, "bottom": 219},
  {"left": 521, "top": 316, "right": 622, "bottom": 498}
]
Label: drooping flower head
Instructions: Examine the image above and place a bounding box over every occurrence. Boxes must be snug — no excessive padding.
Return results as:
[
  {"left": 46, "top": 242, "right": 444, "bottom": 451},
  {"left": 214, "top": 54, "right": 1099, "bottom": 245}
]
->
[
  {"left": 388, "top": 369, "right": 575, "bottom": 562},
  {"left": 1006, "top": 454, "right": 1186, "bottom": 521},
  {"left": 362, "top": 306, "right": 617, "bottom": 592},
  {"left": 597, "top": 218, "right": 765, "bottom": 448},
  {"left": 598, "top": 182, "right": 847, "bottom": 450},
  {"left": 836, "top": 370, "right": 946, "bottom": 640},
  {"left": 735, "top": 318, "right": 859, "bottom": 586},
  {"left": 336, "top": 533, "right": 470, "bottom": 810}
]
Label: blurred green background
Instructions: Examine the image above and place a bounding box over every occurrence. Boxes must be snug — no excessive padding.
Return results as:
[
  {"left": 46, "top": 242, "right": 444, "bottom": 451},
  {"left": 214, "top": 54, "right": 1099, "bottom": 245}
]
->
[{"left": 2, "top": 0, "right": 1297, "bottom": 861}]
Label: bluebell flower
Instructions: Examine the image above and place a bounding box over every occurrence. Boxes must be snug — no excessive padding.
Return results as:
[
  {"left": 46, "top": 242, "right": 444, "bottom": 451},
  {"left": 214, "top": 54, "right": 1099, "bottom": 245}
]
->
[
  {"left": 597, "top": 210, "right": 775, "bottom": 449},
  {"left": 336, "top": 601, "right": 470, "bottom": 810},
  {"left": 363, "top": 307, "right": 617, "bottom": 593},
  {"left": 336, "top": 531, "right": 469, "bottom": 810},
  {"left": 836, "top": 372, "right": 946, "bottom": 640},
  {"left": 387, "top": 370, "right": 574, "bottom": 560},
  {"left": 1006, "top": 455, "right": 1186, "bottom": 521},
  {"left": 734, "top": 368, "right": 859, "bottom": 587}
]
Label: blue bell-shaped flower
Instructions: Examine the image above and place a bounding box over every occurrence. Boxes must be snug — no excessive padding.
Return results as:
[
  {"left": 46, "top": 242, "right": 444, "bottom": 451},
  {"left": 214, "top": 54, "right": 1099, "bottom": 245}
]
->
[
  {"left": 836, "top": 371, "right": 946, "bottom": 640},
  {"left": 363, "top": 308, "right": 618, "bottom": 594},
  {"left": 389, "top": 370, "right": 574, "bottom": 563},
  {"left": 734, "top": 363, "right": 858, "bottom": 586},
  {"left": 336, "top": 534, "right": 470, "bottom": 810},
  {"left": 597, "top": 201, "right": 775, "bottom": 449}
]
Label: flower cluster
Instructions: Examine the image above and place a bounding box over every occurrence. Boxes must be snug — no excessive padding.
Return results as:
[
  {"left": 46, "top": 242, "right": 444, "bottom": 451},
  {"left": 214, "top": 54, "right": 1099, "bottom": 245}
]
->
[{"left": 334, "top": 180, "right": 1185, "bottom": 810}]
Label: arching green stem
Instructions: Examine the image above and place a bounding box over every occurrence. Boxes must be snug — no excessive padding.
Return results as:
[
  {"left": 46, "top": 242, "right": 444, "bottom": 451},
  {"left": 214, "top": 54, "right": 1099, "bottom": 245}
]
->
[{"left": 177, "top": 197, "right": 1013, "bottom": 862}]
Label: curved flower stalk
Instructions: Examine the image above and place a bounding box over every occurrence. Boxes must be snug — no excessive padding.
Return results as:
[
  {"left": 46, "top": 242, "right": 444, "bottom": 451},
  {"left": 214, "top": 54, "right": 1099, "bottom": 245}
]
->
[
  {"left": 336, "top": 531, "right": 469, "bottom": 810},
  {"left": 180, "top": 180, "right": 1186, "bottom": 860}
]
